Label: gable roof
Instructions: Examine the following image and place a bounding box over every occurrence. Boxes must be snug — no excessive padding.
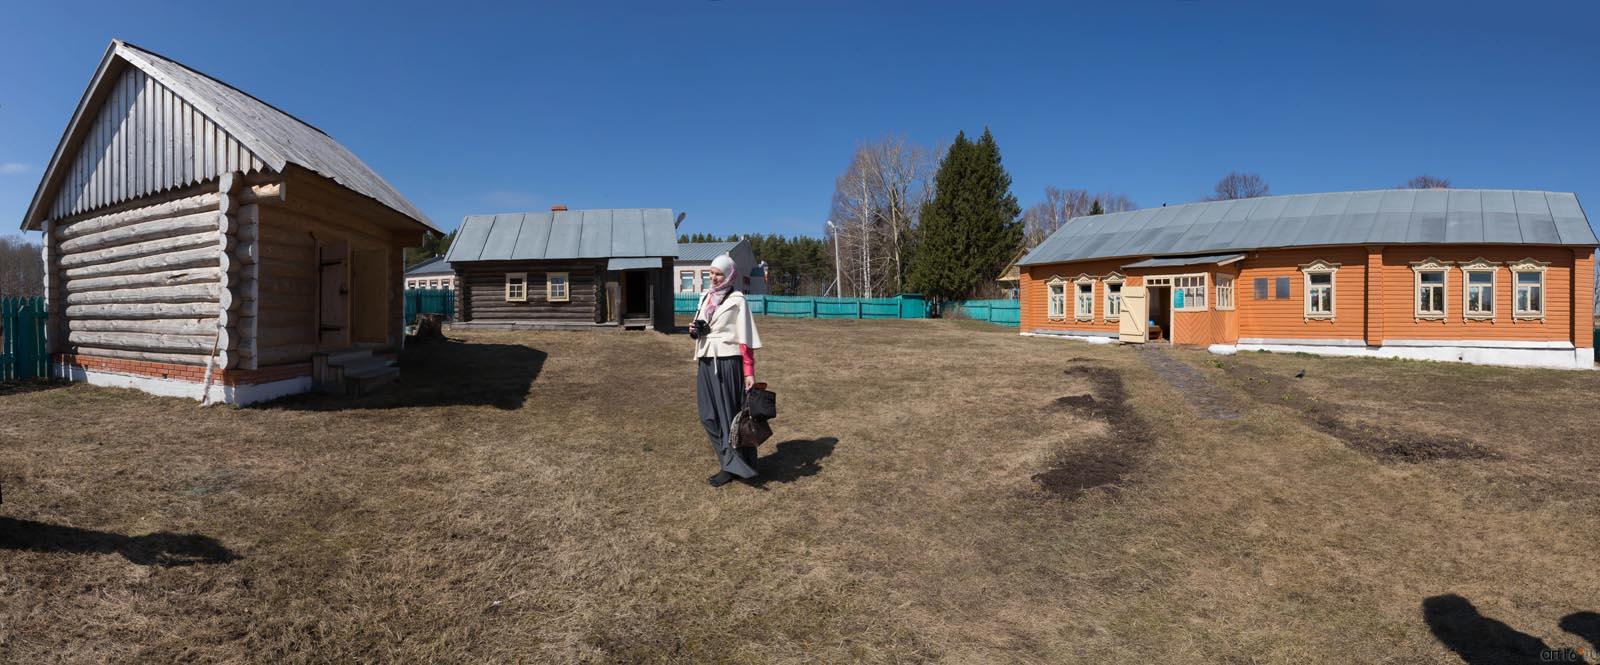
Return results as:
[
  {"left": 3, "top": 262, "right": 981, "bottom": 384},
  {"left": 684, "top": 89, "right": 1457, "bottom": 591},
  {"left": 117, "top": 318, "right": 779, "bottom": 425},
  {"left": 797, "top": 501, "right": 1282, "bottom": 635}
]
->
[
  {"left": 22, "top": 40, "right": 434, "bottom": 231},
  {"left": 1019, "top": 189, "right": 1597, "bottom": 266},
  {"left": 404, "top": 256, "right": 454, "bottom": 276},
  {"left": 444, "top": 208, "right": 679, "bottom": 263},
  {"left": 676, "top": 240, "right": 743, "bottom": 261}
]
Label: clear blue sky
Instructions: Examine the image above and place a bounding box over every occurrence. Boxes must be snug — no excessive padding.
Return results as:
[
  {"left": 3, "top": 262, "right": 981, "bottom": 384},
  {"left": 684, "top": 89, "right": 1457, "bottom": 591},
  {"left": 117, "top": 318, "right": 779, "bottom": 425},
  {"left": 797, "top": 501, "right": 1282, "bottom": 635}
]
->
[{"left": 3, "top": 1, "right": 1597, "bottom": 241}]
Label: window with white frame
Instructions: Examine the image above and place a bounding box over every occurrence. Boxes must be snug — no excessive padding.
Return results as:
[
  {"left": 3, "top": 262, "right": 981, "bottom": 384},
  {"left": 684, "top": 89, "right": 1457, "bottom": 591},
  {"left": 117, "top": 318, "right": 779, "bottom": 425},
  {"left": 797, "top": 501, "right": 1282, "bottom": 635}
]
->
[
  {"left": 1410, "top": 258, "right": 1450, "bottom": 319},
  {"left": 1046, "top": 278, "right": 1066, "bottom": 320},
  {"left": 547, "top": 272, "right": 570, "bottom": 302},
  {"left": 1174, "top": 274, "right": 1206, "bottom": 311},
  {"left": 505, "top": 272, "right": 528, "bottom": 302},
  {"left": 1074, "top": 277, "right": 1095, "bottom": 320},
  {"left": 1510, "top": 258, "right": 1548, "bottom": 319},
  {"left": 1300, "top": 260, "right": 1338, "bottom": 319},
  {"left": 1104, "top": 276, "right": 1124, "bottom": 322},
  {"left": 1215, "top": 275, "right": 1235, "bottom": 310},
  {"left": 1461, "top": 258, "right": 1497, "bottom": 319},
  {"left": 679, "top": 270, "right": 696, "bottom": 292},
  {"left": 700, "top": 270, "right": 713, "bottom": 291}
]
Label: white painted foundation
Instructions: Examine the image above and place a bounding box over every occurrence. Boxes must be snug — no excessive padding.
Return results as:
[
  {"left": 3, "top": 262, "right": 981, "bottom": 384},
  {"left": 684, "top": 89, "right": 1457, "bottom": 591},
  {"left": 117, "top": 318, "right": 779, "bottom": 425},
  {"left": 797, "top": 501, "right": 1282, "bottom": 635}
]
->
[
  {"left": 1020, "top": 330, "right": 1118, "bottom": 344},
  {"left": 1208, "top": 341, "right": 1595, "bottom": 371},
  {"left": 54, "top": 363, "right": 314, "bottom": 405}
]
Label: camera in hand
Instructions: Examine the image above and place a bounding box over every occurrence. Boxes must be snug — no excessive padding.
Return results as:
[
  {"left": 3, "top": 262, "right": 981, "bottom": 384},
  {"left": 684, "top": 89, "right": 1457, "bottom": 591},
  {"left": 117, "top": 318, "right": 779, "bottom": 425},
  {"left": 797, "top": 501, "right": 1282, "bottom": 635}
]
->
[{"left": 689, "top": 319, "right": 710, "bottom": 340}]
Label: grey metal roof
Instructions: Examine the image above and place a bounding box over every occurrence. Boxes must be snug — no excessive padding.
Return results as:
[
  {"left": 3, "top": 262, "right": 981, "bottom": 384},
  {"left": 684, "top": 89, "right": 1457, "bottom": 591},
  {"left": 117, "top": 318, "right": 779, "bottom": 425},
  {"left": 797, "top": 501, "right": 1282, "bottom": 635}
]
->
[
  {"left": 1018, "top": 189, "right": 1597, "bottom": 266},
  {"left": 22, "top": 40, "right": 435, "bottom": 231},
  {"left": 404, "top": 256, "right": 453, "bottom": 276},
  {"left": 1122, "top": 253, "right": 1247, "bottom": 269},
  {"left": 445, "top": 208, "right": 679, "bottom": 263},
  {"left": 677, "top": 241, "right": 740, "bottom": 261}
]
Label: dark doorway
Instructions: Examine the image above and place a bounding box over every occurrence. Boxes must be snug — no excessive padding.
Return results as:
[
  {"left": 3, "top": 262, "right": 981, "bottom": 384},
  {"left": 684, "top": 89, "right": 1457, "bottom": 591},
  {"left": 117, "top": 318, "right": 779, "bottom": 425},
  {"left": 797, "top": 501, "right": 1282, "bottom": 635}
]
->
[
  {"left": 1147, "top": 286, "right": 1171, "bottom": 342},
  {"left": 623, "top": 271, "right": 650, "bottom": 317}
]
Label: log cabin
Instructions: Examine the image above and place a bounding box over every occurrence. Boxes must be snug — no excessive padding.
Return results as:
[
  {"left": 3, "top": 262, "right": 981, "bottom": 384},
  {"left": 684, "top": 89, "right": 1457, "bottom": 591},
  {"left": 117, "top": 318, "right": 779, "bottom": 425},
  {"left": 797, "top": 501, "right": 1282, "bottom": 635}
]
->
[
  {"left": 1018, "top": 189, "right": 1597, "bottom": 370},
  {"left": 18, "top": 40, "right": 438, "bottom": 403},
  {"left": 444, "top": 205, "right": 679, "bottom": 331}
]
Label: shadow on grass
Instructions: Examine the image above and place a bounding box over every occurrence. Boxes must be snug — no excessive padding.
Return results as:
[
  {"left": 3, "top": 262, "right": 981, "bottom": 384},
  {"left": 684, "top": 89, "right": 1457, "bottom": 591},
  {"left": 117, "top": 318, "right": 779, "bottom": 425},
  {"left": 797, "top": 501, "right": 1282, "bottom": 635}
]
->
[
  {"left": 0, "top": 517, "right": 239, "bottom": 567},
  {"left": 748, "top": 437, "right": 838, "bottom": 486},
  {"left": 260, "top": 337, "right": 546, "bottom": 411},
  {"left": 0, "top": 380, "right": 68, "bottom": 398},
  {"left": 1423, "top": 594, "right": 1593, "bottom": 664}
]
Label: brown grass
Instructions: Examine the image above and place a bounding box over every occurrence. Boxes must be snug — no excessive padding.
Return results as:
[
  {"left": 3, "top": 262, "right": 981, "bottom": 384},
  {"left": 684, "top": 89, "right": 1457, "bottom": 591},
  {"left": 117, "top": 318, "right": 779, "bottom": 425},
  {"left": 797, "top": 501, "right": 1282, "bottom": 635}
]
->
[{"left": 2, "top": 318, "right": 1598, "bottom": 662}]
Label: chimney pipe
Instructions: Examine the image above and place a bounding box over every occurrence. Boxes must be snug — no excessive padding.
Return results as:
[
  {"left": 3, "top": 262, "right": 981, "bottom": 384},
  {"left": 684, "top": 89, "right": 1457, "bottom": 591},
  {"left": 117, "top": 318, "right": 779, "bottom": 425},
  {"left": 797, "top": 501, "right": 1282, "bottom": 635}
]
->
[{"left": 550, "top": 204, "right": 568, "bottom": 212}]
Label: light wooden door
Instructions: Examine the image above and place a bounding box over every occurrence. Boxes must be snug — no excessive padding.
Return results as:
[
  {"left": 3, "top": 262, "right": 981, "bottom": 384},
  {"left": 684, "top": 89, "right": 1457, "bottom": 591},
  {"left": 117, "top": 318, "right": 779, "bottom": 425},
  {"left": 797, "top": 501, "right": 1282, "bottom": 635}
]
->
[{"left": 1119, "top": 285, "right": 1147, "bottom": 344}]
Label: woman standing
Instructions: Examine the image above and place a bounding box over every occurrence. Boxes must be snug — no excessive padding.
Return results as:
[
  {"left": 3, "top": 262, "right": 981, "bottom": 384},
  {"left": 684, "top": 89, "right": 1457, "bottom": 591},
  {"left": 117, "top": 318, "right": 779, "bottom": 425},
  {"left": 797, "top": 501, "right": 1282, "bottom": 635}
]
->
[{"left": 692, "top": 255, "right": 762, "bottom": 487}]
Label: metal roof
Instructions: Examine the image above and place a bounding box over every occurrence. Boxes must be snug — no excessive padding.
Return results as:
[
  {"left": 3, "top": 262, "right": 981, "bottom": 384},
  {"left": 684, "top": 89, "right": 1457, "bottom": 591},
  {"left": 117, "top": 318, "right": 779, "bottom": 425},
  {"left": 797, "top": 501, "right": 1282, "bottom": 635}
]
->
[
  {"left": 1122, "top": 253, "right": 1246, "bottom": 269},
  {"left": 445, "top": 208, "right": 679, "bottom": 263},
  {"left": 676, "top": 241, "right": 741, "bottom": 261},
  {"left": 404, "top": 256, "right": 453, "bottom": 276},
  {"left": 1018, "top": 189, "right": 1597, "bottom": 266},
  {"left": 22, "top": 40, "right": 434, "bottom": 231}
]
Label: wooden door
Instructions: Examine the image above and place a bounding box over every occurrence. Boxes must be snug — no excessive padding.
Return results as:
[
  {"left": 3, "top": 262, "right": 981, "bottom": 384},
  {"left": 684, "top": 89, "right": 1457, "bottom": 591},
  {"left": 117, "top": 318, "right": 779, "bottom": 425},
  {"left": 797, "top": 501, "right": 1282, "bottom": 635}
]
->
[
  {"left": 318, "top": 239, "right": 350, "bottom": 347},
  {"left": 1119, "top": 285, "right": 1147, "bottom": 344}
]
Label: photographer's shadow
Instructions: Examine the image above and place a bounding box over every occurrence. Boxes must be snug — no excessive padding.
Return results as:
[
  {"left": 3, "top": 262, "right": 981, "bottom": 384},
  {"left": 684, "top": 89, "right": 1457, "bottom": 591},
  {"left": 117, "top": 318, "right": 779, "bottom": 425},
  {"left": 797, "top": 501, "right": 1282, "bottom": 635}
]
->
[
  {"left": 1423, "top": 594, "right": 1596, "bottom": 664},
  {"left": 0, "top": 517, "right": 239, "bottom": 567},
  {"left": 748, "top": 437, "right": 838, "bottom": 486}
]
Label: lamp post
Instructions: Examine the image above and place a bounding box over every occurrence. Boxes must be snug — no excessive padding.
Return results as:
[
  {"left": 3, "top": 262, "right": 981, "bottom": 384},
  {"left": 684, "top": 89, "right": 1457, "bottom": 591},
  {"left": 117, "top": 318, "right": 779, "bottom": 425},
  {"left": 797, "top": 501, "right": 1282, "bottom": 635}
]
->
[{"left": 825, "top": 220, "right": 843, "bottom": 297}]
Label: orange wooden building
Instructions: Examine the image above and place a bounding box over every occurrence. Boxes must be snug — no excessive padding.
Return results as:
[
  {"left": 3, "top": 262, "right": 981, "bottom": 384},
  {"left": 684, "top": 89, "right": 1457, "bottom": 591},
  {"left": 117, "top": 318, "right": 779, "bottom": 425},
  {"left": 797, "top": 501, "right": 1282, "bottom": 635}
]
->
[{"left": 1017, "top": 190, "right": 1596, "bottom": 370}]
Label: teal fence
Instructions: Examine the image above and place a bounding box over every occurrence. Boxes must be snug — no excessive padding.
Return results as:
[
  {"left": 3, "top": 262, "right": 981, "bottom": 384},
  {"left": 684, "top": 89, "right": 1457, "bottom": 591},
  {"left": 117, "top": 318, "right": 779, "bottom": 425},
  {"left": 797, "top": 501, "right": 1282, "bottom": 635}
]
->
[
  {"left": 674, "top": 293, "right": 929, "bottom": 320},
  {"left": 946, "top": 299, "right": 1021, "bottom": 327},
  {"left": 404, "top": 289, "right": 456, "bottom": 323},
  {"left": 1, "top": 296, "right": 48, "bottom": 380}
]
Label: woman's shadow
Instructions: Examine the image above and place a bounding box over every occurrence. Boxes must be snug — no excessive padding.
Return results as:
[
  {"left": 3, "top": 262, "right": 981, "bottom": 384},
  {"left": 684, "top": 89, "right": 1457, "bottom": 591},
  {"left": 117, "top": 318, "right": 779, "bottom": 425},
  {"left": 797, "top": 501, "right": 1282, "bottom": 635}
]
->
[
  {"left": 1423, "top": 594, "right": 1597, "bottom": 664},
  {"left": 0, "top": 517, "right": 239, "bottom": 567},
  {"left": 747, "top": 437, "right": 838, "bottom": 487}
]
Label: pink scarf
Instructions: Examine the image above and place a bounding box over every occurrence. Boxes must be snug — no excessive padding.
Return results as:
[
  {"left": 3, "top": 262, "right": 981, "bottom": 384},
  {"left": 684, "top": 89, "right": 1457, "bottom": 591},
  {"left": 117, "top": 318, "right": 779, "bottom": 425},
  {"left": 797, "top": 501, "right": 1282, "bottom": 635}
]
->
[{"left": 699, "top": 263, "right": 738, "bottom": 320}]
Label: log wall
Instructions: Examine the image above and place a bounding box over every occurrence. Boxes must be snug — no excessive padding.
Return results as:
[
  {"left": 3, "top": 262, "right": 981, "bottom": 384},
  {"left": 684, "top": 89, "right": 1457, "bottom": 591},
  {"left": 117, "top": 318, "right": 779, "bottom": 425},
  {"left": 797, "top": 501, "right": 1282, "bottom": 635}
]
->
[{"left": 459, "top": 262, "right": 602, "bottom": 322}]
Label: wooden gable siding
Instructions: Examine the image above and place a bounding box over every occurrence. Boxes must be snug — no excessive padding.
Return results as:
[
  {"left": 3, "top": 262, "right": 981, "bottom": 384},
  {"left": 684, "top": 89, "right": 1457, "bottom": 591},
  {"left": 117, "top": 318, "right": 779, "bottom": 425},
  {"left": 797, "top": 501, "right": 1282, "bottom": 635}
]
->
[
  {"left": 1235, "top": 247, "right": 1370, "bottom": 341},
  {"left": 51, "top": 66, "right": 268, "bottom": 220},
  {"left": 1375, "top": 245, "right": 1578, "bottom": 343},
  {"left": 1019, "top": 258, "right": 1128, "bottom": 333},
  {"left": 458, "top": 262, "right": 601, "bottom": 322}
]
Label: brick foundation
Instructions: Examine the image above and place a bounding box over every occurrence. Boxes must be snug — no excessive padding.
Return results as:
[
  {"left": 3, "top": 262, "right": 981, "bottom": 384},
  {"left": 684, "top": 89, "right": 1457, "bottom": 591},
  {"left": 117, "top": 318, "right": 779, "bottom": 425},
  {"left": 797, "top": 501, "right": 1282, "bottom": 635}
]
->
[{"left": 54, "top": 354, "right": 311, "bottom": 385}]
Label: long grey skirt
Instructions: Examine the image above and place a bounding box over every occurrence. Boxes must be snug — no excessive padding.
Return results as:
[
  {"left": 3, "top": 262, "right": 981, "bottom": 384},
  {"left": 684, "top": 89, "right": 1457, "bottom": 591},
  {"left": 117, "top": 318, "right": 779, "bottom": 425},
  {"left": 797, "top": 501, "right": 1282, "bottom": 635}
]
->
[{"left": 696, "top": 355, "right": 759, "bottom": 478}]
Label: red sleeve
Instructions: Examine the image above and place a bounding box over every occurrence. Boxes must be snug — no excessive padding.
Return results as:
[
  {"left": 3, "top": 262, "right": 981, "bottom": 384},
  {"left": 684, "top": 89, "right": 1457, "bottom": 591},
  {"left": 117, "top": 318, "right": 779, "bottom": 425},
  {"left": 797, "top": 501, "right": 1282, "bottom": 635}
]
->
[{"left": 740, "top": 343, "right": 755, "bottom": 376}]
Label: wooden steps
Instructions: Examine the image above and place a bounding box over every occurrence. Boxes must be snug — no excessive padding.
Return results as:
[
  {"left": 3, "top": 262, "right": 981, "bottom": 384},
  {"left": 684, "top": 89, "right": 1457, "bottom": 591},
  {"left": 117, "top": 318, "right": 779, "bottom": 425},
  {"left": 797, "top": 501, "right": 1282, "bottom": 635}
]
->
[{"left": 312, "top": 349, "right": 398, "bottom": 397}]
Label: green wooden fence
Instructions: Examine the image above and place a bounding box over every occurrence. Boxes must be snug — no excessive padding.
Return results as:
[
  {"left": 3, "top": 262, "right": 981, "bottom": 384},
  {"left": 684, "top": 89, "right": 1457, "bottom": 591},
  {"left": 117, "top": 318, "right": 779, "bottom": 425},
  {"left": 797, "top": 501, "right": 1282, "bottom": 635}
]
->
[
  {"left": 945, "top": 299, "right": 1021, "bottom": 327},
  {"left": 674, "top": 293, "right": 929, "bottom": 320},
  {"left": 1, "top": 296, "right": 48, "bottom": 380},
  {"left": 404, "top": 289, "right": 456, "bottom": 323}
]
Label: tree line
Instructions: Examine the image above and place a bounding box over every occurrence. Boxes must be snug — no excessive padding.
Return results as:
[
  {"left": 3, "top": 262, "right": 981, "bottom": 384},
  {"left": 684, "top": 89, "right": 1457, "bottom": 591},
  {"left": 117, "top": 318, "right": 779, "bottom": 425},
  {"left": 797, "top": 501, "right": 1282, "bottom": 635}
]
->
[{"left": 0, "top": 235, "right": 44, "bottom": 297}]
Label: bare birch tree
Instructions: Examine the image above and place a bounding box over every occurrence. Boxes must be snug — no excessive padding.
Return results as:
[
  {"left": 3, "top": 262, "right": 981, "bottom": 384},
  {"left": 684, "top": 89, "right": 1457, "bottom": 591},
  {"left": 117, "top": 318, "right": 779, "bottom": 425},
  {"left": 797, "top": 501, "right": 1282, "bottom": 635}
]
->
[
  {"left": 0, "top": 234, "right": 44, "bottom": 297},
  {"left": 1207, "top": 171, "right": 1271, "bottom": 200},
  {"left": 827, "top": 137, "right": 935, "bottom": 297},
  {"left": 1021, "top": 187, "right": 1137, "bottom": 249},
  {"left": 1401, "top": 175, "right": 1451, "bottom": 189}
]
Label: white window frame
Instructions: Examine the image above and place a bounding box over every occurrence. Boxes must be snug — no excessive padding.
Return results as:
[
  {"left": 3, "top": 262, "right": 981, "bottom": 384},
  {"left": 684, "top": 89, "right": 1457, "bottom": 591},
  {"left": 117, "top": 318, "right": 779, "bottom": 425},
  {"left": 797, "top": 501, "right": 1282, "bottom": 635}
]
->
[
  {"left": 1509, "top": 257, "right": 1549, "bottom": 320},
  {"left": 1459, "top": 258, "right": 1498, "bottom": 321},
  {"left": 1410, "top": 257, "right": 1451, "bottom": 320},
  {"left": 700, "top": 269, "right": 713, "bottom": 292},
  {"left": 1046, "top": 276, "right": 1067, "bottom": 321},
  {"left": 1172, "top": 273, "right": 1207, "bottom": 311},
  {"left": 1103, "top": 273, "right": 1125, "bottom": 323},
  {"left": 505, "top": 272, "right": 528, "bottom": 302},
  {"left": 1299, "top": 260, "right": 1339, "bottom": 320},
  {"left": 1074, "top": 274, "right": 1095, "bottom": 321},
  {"left": 1215, "top": 274, "right": 1235, "bottom": 311},
  {"left": 547, "top": 271, "right": 570, "bottom": 302},
  {"left": 679, "top": 270, "right": 697, "bottom": 293}
]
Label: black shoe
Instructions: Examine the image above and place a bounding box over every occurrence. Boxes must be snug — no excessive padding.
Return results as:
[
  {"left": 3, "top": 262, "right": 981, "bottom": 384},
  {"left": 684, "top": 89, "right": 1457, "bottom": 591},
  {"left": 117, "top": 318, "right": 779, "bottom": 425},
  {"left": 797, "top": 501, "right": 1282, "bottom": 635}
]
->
[{"left": 708, "top": 471, "right": 734, "bottom": 487}]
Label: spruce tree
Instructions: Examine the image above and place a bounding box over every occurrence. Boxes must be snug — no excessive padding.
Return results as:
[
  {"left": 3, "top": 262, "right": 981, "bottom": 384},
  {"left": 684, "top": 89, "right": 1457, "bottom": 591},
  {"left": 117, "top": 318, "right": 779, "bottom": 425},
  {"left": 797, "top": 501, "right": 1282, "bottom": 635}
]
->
[
  {"left": 1090, "top": 199, "right": 1104, "bottom": 215},
  {"left": 908, "top": 128, "right": 1022, "bottom": 304}
]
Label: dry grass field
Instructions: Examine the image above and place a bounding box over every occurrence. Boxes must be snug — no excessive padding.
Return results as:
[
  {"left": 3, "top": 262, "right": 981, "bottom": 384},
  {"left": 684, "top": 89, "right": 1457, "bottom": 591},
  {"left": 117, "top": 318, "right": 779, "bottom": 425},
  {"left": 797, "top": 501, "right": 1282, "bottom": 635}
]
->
[{"left": 2, "top": 317, "right": 1599, "bottom": 663}]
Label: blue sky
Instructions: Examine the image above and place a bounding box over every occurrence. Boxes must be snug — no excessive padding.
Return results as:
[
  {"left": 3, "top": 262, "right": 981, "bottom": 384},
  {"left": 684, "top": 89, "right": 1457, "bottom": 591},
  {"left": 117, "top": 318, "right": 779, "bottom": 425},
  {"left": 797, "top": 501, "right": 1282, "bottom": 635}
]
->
[{"left": 2, "top": 1, "right": 1598, "bottom": 241}]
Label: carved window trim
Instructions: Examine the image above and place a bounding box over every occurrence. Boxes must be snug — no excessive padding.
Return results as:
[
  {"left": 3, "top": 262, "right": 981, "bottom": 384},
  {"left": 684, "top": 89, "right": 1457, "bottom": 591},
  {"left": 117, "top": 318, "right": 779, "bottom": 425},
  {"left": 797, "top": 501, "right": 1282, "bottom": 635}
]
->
[
  {"left": 1074, "top": 273, "right": 1096, "bottom": 321},
  {"left": 1046, "top": 275, "right": 1067, "bottom": 321},
  {"left": 1299, "top": 260, "right": 1339, "bottom": 321},
  {"left": 1509, "top": 257, "right": 1549, "bottom": 321},
  {"left": 1410, "top": 257, "right": 1451, "bottom": 321},
  {"left": 547, "top": 271, "right": 570, "bottom": 302},
  {"left": 505, "top": 272, "right": 528, "bottom": 302},
  {"left": 1459, "top": 257, "right": 1498, "bottom": 321},
  {"left": 1215, "top": 274, "right": 1236, "bottom": 311},
  {"left": 1102, "top": 272, "right": 1125, "bottom": 323}
]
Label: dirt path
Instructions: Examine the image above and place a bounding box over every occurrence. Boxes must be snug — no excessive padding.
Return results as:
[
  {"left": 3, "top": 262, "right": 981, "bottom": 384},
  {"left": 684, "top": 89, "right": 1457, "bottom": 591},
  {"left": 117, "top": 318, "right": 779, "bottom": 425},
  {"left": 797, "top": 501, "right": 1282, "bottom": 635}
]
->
[{"left": 1135, "top": 346, "right": 1241, "bottom": 420}]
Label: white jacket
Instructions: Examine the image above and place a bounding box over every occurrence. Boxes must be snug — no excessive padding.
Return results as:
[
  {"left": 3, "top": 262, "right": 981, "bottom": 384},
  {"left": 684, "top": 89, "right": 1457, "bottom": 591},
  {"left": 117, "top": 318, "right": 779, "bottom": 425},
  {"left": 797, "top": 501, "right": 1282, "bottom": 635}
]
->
[{"left": 693, "top": 290, "right": 763, "bottom": 359}]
